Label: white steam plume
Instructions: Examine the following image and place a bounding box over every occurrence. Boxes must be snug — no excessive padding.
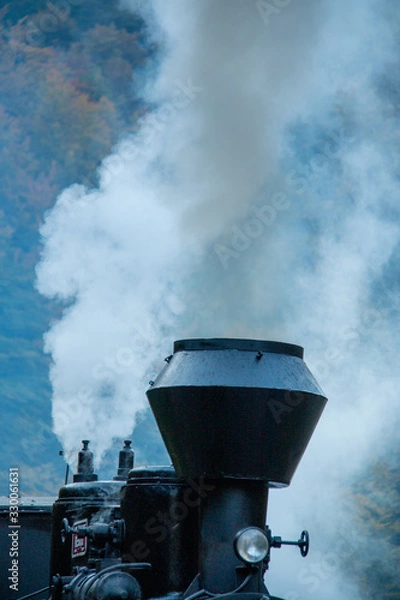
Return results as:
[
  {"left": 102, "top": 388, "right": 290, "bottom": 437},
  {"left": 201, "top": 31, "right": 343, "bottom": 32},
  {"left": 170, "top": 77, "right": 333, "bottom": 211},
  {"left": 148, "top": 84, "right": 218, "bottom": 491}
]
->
[
  {"left": 36, "top": 1, "right": 399, "bottom": 597},
  {"left": 36, "top": 0, "right": 326, "bottom": 460}
]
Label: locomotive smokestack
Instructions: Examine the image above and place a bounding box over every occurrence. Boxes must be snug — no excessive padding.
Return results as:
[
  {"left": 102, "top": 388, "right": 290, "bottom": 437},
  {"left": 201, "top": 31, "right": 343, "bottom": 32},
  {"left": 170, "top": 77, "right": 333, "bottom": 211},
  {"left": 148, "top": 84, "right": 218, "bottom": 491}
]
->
[
  {"left": 147, "top": 339, "right": 327, "bottom": 486},
  {"left": 73, "top": 440, "right": 98, "bottom": 483},
  {"left": 147, "top": 339, "right": 327, "bottom": 594},
  {"left": 114, "top": 440, "right": 134, "bottom": 481}
]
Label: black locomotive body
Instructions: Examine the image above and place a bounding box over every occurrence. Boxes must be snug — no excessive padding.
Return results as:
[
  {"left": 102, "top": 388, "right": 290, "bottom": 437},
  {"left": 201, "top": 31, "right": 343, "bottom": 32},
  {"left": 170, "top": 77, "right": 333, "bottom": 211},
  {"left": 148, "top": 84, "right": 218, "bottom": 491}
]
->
[
  {"left": 0, "top": 497, "right": 53, "bottom": 599},
  {"left": 8, "top": 338, "right": 327, "bottom": 600}
]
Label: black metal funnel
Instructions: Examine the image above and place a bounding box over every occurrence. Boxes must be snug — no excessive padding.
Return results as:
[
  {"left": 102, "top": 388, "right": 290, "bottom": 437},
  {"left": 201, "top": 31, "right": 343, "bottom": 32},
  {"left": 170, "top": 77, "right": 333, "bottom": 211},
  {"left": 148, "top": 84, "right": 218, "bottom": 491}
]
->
[{"left": 147, "top": 339, "right": 327, "bottom": 486}]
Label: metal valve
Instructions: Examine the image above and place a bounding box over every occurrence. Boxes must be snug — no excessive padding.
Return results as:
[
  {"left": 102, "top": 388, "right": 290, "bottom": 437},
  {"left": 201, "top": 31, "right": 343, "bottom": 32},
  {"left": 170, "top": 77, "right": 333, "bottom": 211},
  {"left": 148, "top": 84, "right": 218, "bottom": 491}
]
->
[
  {"left": 270, "top": 530, "right": 310, "bottom": 557},
  {"left": 60, "top": 518, "right": 72, "bottom": 545},
  {"left": 61, "top": 517, "right": 125, "bottom": 547}
]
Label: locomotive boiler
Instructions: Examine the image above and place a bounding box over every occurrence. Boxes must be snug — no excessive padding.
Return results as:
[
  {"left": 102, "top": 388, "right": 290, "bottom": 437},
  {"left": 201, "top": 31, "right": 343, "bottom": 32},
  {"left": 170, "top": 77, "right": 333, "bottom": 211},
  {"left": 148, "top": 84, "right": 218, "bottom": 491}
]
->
[{"left": 12, "top": 338, "right": 327, "bottom": 600}]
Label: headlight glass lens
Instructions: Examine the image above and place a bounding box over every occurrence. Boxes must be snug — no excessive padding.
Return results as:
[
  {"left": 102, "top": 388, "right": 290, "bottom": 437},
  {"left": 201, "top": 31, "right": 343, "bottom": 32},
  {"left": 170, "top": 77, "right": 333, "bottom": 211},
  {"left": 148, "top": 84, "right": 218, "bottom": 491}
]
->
[{"left": 234, "top": 527, "right": 269, "bottom": 564}]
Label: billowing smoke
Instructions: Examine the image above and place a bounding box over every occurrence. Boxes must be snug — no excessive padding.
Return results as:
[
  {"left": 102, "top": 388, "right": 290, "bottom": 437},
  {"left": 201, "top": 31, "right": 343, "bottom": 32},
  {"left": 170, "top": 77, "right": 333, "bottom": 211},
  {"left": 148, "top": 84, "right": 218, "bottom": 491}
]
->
[{"left": 36, "top": 0, "right": 399, "bottom": 597}]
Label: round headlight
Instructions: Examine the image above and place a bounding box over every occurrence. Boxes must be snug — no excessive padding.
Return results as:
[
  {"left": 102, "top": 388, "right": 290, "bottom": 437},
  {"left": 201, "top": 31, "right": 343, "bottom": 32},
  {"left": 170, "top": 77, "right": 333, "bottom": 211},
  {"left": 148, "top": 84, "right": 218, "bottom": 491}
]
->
[{"left": 234, "top": 527, "right": 270, "bottom": 564}]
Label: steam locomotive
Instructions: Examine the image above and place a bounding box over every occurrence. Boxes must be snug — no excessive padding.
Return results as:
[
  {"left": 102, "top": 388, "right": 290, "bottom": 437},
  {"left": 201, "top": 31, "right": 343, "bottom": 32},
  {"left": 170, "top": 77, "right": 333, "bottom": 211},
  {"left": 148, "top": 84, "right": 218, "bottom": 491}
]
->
[{"left": 1, "top": 338, "right": 327, "bottom": 600}]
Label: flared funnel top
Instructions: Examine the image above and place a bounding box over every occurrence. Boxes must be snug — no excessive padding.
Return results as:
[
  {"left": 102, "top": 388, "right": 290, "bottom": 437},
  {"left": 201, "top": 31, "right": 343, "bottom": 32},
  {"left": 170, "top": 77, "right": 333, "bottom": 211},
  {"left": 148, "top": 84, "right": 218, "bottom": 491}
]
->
[{"left": 147, "top": 339, "right": 327, "bottom": 486}]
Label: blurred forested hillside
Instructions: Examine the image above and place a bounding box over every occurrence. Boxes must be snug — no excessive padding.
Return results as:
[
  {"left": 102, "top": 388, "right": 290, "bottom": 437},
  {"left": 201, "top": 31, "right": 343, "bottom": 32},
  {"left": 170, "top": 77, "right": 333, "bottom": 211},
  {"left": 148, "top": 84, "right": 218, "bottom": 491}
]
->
[
  {"left": 0, "top": 2, "right": 398, "bottom": 597},
  {"left": 0, "top": 0, "right": 166, "bottom": 496}
]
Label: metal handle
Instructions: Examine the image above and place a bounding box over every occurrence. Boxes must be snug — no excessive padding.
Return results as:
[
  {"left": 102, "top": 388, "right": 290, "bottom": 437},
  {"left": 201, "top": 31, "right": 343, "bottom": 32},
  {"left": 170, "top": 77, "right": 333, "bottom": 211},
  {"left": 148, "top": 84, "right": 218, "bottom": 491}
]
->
[
  {"left": 271, "top": 529, "right": 310, "bottom": 557},
  {"left": 60, "top": 518, "right": 72, "bottom": 545}
]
